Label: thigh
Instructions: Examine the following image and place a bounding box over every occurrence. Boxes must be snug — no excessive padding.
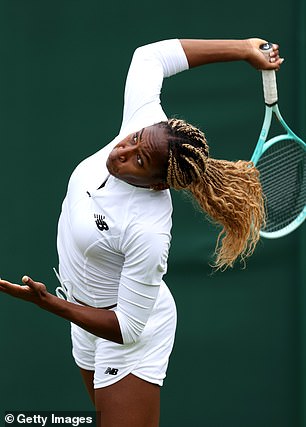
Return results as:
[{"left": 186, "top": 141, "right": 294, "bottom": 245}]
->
[
  {"left": 95, "top": 374, "right": 160, "bottom": 427},
  {"left": 79, "top": 368, "right": 95, "bottom": 406}
]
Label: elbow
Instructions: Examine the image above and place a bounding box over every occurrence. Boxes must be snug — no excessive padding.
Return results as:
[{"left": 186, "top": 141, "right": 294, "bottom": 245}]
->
[
  {"left": 132, "top": 44, "right": 154, "bottom": 62},
  {"left": 95, "top": 331, "right": 124, "bottom": 345},
  {"left": 112, "top": 335, "right": 124, "bottom": 345}
]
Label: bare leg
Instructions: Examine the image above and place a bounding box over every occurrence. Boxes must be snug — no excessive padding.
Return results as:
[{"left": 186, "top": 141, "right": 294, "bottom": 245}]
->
[
  {"left": 95, "top": 373, "right": 160, "bottom": 427},
  {"left": 79, "top": 368, "right": 95, "bottom": 406}
]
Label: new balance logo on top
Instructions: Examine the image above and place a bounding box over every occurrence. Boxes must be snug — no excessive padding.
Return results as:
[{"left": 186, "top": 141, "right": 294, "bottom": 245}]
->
[
  {"left": 94, "top": 214, "right": 109, "bottom": 231},
  {"left": 104, "top": 367, "right": 119, "bottom": 376}
]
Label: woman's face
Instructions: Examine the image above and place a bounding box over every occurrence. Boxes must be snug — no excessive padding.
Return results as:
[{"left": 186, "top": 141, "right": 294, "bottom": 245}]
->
[{"left": 106, "top": 125, "right": 169, "bottom": 188}]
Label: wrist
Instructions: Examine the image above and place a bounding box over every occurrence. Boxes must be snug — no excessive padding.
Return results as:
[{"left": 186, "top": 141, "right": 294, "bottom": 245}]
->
[
  {"left": 240, "top": 39, "right": 254, "bottom": 61},
  {"left": 36, "top": 291, "right": 57, "bottom": 310}
]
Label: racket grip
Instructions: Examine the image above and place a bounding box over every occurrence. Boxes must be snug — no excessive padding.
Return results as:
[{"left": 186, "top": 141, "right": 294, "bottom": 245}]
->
[{"left": 260, "top": 43, "right": 278, "bottom": 106}]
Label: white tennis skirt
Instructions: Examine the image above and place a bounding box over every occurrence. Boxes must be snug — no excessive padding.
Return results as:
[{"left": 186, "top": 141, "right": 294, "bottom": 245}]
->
[{"left": 70, "top": 282, "right": 177, "bottom": 388}]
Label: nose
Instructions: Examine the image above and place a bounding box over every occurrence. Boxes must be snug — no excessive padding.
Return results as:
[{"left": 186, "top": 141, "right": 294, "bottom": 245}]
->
[{"left": 117, "top": 145, "right": 135, "bottom": 162}]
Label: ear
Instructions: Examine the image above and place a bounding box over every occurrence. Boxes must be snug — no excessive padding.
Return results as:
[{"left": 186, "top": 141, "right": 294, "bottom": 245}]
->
[{"left": 150, "top": 182, "right": 170, "bottom": 191}]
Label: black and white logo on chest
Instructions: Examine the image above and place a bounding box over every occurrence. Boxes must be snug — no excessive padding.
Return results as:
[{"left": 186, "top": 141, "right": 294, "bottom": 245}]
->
[{"left": 94, "top": 213, "right": 109, "bottom": 231}]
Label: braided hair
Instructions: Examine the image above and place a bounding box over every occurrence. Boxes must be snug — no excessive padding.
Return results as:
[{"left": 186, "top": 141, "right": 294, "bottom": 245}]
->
[{"left": 157, "top": 118, "right": 265, "bottom": 270}]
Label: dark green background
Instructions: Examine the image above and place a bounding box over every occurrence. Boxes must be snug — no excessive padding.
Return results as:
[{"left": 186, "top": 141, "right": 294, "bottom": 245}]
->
[{"left": 0, "top": 1, "right": 305, "bottom": 426}]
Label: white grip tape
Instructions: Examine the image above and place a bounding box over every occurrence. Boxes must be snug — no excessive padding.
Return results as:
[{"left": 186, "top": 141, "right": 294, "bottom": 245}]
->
[
  {"left": 262, "top": 69, "right": 278, "bottom": 105},
  {"left": 260, "top": 46, "right": 278, "bottom": 105}
]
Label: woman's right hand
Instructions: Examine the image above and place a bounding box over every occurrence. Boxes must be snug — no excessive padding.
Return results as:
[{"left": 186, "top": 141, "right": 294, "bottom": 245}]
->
[{"left": 245, "top": 38, "right": 284, "bottom": 70}]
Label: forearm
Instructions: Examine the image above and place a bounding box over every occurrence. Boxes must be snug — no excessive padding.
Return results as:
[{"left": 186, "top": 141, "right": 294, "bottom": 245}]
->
[
  {"left": 39, "top": 293, "right": 123, "bottom": 344},
  {"left": 179, "top": 38, "right": 284, "bottom": 72},
  {"left": 180, "top": 39, "right": 250, "bottom": 68}
]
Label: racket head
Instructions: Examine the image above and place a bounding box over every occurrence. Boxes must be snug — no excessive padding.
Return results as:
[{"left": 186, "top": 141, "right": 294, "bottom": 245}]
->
[{"left": 253, "top": 134, "right": 306, "bottom": 238}]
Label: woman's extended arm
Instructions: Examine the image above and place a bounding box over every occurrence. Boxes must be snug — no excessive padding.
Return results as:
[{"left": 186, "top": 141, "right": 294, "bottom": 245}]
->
[
  {"left": 180, "top": 38, "right": 283, "bottom": 70},
  {"left": 0, "top": 276, "right": 123, "bottom": 344}
]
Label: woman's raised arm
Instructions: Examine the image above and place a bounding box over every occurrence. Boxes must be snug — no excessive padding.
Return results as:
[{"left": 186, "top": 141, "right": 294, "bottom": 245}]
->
[{"left": 180, "top": 38, "right": 283, "bottom": 70}]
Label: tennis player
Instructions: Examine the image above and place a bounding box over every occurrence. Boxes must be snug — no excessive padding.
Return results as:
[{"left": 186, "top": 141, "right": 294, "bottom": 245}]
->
[{"left": 0, "top": 38, "right": 282, "bottom": 427}]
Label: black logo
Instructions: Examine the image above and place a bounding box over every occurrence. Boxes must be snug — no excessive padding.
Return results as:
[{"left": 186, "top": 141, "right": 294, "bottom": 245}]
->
[
  {"left": 104, "top": 367, "right": 119, "bottom": 376},
  {"left": 94, "top": 214, "right": 109, "bottom": 231}
]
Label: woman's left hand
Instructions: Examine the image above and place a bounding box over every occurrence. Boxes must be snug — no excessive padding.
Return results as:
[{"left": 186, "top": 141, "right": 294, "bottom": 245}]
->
[{"left": 0, "top": 275, "right": 48, "bottom": 306}]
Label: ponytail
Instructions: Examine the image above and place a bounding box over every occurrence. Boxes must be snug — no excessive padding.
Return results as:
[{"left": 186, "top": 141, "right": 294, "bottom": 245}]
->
[
  {"left": 159, "top": 118, "right": 265, "bottom": 270},
  {"left": 187, "top": 158, "right": 265, "bottom": 269}
]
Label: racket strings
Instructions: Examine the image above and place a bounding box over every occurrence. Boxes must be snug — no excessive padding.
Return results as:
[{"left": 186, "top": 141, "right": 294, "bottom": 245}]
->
[
  {"left": 255, "top": 144, "right": 298, "bottom": 170},
  {"left": 256, "top": 139, "right": 305, "bottom": 232},
  {"left": 259, "top": 158, "right": 303, "bottom": 193}
]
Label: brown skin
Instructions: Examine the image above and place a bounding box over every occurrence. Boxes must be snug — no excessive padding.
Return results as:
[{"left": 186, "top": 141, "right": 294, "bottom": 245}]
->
[
  {"left": 0, "top": 276, "right": 123, "bottom": 343},
  {"left": 81, "top": 369, "right": 160, "bottom": 427},
  {"left": 106, "top": 125, "right": 169, "bottom": 189},
  {"left": 0, "top": 38, "right": 283, "bottom": 427},
  {"left": 180, "top": 38, "right": 282, "bottom": 69},
  {"left": 0, "top": 276, "right": 160, "bottom": 426}
]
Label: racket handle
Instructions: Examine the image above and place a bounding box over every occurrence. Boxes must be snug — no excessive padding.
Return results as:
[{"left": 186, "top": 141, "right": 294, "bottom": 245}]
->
[{"left": 260, "top": 43, "right": 278, "bottom": 106}]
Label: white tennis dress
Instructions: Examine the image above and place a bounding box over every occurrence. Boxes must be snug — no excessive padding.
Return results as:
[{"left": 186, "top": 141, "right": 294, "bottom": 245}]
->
[{"left": 56, "top": 39, "right": 189, "bottom": 387}]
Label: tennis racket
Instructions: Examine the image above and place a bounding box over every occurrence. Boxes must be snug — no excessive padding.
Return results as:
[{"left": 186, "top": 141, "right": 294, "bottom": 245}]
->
[{"left": 251, "top": 42, "right": 306, "bottom": 239}]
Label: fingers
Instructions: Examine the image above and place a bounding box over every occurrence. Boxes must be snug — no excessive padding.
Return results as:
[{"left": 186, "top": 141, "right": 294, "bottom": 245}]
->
[
  {"left": 0, "top": 278, "right": 13, "bottom": 289},
  {"left": 268, "top": 43, "right": 284, "bottom": 69},
  {"left": 0, "top": 278, "right": 19, "bottom": 287},
  {"left": 260, "top": 42, "right": 284, "bottom": 70},
  {"left": 269, "top": 44, "right": 279, "bottom": 62},
  {"left": 23, "top": 275, "right": 48, "bottom": 299},
  {"left": 0, "top": 276, "right": 33, "bottom": 286},
  {"left": 0, "top": 275, "right": 48, "bottom": 302},
  {"left": 0, "top": 278, "right": 27, "bottom": 295},
  {"left": 22, "top": 275, "right": 45, "bottom": 292},
  {"left": 22, "top": 275, "right": 31, "bottom": 284},
  {"left": 246, "top": 38, "right": 284, "bottom": 71},
  {"left": 0, "top": 275, "right": 39, "bottom": 291},
  {"left": 22, "top": 275, "right": 39, "bottom": 288}
]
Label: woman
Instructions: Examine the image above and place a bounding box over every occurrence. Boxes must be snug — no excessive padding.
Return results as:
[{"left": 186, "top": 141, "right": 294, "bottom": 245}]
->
[{"left": 0, "top": 38, "right": 283, "bottom": 426}]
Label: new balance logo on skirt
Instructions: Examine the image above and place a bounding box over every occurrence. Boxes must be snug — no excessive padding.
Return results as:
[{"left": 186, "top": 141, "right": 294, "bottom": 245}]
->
[{"left": 104, "top": 367, "right": 119, "bottom": 375}]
